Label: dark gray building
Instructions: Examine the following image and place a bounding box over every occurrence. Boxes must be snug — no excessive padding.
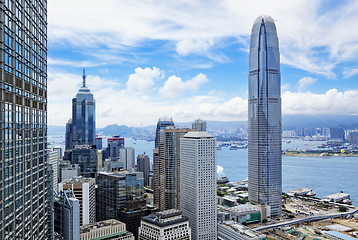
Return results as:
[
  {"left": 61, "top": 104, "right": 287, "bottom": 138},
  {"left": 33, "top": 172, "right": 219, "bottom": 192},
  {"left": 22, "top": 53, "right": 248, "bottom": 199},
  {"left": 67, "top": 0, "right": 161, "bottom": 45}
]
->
[
  {"left": 248, "top": 15, "right": 282, "bottom": 216},
  {"left": 72, "top": 145, "right": 97, "bottom": 178},
  {"left": 137, "top": 153, "right": 150, "bottom": 187},
  {"left": 0, "top": 0, "right": 50, "bottom": 238},
  {"left": 154, "top": 117, "right": 174, "bottom": 148}
]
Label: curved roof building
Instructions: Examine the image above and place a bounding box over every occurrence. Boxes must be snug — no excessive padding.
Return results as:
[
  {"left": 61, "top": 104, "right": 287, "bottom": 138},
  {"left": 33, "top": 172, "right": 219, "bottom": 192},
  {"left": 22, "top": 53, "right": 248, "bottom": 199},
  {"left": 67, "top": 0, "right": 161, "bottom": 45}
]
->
[{"left": 248, "top": 15, "right": 282, "bottom": 216}]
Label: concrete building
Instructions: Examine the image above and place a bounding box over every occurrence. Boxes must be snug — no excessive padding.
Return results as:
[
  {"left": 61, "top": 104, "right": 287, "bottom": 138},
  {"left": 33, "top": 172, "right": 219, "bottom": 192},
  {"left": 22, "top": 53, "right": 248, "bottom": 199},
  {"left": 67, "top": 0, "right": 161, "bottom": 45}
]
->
[
  {"left": 323, "top": 192, "right": 351, "bottom": 203},
  {"left": 54, "top": 190, "right": 80, "bottom": 240},
  {"left": 59, "top": 177, "right": 96, "bottom": 226},
  {"left": 0, "top": 0, "right": 49, "bottom": 238},
  {"left": 191, "top": 119, "right": 207, "bottom": 131},
  {"left": 48, "top": 148, "right": 60, "bottom": 193},
  {"left": 72, "top": 144, "right": 98, "bottom": 178},
  {"left": 137, "top": 153, "right": 151, "bottom": 187},
  {"left": 154, "top": 127, "right": 197, "bottom": 211},
  {"left": 59, "top": 160, "right": 80, "bottom": 182},
  {"left": 80, "top": 219, "right": 134, "bottom": 240},
  {"left": 95, "top": 136, "right": 103, "bottom": 150},
  {"left": 217, "top": 204, "right": 271, "bottom": 224},
  {"left": 120, "top": 147, "right": 135, "bottom": 171},
  {"left": 346, "top": 130, "right": 358, "bottom": 144},
  {"left": 155, "top": 118, "right": 174, "bottom": 148},
  {"left": 108, "top": 136, "right": 125, "bottom": 158},
  {"left": 248, "top": 15, "right": 282, "bottom": 216},
  {"left": 218, "top": 222, "right": 266, "bottom": 240},
  {"left": 139, "top": 209, "right": 191, "bottom": 240},
  {"left": 180, "top": 132, "right": 217, "bottom": 240}
]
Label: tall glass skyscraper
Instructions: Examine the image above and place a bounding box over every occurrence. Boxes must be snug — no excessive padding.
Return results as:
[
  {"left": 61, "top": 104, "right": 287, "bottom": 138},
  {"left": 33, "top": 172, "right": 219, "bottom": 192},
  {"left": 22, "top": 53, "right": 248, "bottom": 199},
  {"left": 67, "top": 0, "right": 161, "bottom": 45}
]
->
[
  {"left": 248, "top": 15, "right": 282, "bottom": 216},
  {"left": 72, "top": 70, "right": 96, "bottom": 146},
  {"left": 1, "top": 0, "right": 49, "bottom": 238}
]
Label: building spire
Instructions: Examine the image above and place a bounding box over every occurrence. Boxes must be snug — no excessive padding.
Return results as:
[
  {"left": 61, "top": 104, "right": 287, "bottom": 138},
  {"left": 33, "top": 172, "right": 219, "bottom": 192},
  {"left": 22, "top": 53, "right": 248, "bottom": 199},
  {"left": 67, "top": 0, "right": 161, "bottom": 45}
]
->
[{"left": 82, "top": 69, "right": 86, "bottom": 87}]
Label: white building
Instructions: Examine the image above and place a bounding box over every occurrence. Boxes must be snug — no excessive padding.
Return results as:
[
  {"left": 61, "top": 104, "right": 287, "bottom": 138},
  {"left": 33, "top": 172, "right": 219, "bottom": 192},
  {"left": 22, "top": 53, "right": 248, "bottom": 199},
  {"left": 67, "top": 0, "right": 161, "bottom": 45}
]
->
[
  {"left": 180, "top": 132, "right": 217, "bottom": 240},
  {"left": 138, "top": 209, "right": 191, "bottom": 240},
  {"left": 81, "top": 219, "right": 134, "bottom": 240},
  {"left": 48, "top": 148, "right": 60, "bottom": 193},
  {"left": 120, "top": 147, "right": 135, "bottom": 171},
  {"left": 59, "top": 177, "right": 96, "bottom": 226}
]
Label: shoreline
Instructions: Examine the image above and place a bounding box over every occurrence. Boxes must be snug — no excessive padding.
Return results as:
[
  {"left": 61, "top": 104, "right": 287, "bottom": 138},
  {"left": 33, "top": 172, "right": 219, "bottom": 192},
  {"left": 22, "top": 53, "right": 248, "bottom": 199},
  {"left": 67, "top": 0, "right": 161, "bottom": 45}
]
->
[{"left": 284, "top": 152, "right": 358, "bottom": 157}]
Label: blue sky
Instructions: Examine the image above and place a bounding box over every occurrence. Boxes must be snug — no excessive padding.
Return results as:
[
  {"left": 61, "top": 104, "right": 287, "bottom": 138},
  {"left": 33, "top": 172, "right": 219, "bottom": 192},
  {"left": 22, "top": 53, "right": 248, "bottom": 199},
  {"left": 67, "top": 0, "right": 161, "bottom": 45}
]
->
[{"left": 47, "top": 0, "right": 358, "bottom": 127}]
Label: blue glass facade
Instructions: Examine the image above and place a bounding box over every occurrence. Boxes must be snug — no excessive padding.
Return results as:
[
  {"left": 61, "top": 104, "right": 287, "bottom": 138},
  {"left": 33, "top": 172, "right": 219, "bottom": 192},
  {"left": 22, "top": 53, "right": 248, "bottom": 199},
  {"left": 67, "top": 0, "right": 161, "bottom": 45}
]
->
[
  {"left": 72, "top": 73, "right": 96, "bottom": 146},
  {"left": 248, "top": 15, "right": 282, "bottom": 216}
]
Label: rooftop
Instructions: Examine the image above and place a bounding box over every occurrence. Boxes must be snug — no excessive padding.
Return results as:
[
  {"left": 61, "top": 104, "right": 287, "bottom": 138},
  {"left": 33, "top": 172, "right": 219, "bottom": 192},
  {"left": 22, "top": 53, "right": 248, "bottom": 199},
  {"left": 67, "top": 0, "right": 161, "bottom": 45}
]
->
[{"left": 183, "top": 131, "right": 213, "bottom": 139}]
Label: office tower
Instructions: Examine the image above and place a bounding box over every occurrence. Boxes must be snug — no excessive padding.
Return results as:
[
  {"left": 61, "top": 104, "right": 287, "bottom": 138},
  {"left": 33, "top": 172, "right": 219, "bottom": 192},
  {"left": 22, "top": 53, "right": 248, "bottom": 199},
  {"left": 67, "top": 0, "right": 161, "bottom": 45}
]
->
[
  {"left": 58, "top": 160, "right": 80, "bottom": 182},
  {"left": 120, "top": 147, "right": 135, "bottom": 171},
  {"left": 72, "top": 144, "right": 97, "bottom": 178},
  {"left": 155, "top": 117, "right": 174, "bottom": 148},
  {"left": 65, "top": 118, "right": 73, "bottom": 150},
  {"left": 96, "top": 171, "right": 144, "bottom": 221},
  {"left": 80, "top": 219, "right": 134, "bottom": 240},
  {"left": 0, "top": 0, "right": 49, "bottom": 239},
  {"left": 54, "top": 190, "right": 80, "bottom": 240},
  {"left": 180, "top": 132, "right": 217, "bottom": 240},
  {"left": 96, "top": 171, "right": 152, "bottom": 239},
  {"left": 137, "top": 153, "right": 150, "bottom": 187},
  {"left": 154, "top": 127, "right": 196, "bottom": 211},
  {"left": 95, "top": 136, "right": 102, "bottom": 149},
  {"left": 108, "top": 136, "right": 125, "bottom": 157},
  {"left": 191, "top": 118, "right": 207, "bottom": 131},
  {"left": 59, "top": 177, "right": 96, "bottom": 226},
  {"left": 139, "top": 209, "right": 191, "bottom": 240},
  {"left": 248, "top": 15, "right": 282, "bottom": 216},
  {"left": 72, "top": 70, "right": 95, "bottom": 146},
  {"left": 48, "top": 148, "right": 60, "bottom": 193}
]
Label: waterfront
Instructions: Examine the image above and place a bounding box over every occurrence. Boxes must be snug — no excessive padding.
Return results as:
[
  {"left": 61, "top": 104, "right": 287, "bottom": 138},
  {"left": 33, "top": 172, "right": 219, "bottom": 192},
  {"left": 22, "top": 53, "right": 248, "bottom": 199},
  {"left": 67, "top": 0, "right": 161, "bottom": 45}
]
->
[{"left": 48, "top": 136, "right": 358, "bottom": 206}]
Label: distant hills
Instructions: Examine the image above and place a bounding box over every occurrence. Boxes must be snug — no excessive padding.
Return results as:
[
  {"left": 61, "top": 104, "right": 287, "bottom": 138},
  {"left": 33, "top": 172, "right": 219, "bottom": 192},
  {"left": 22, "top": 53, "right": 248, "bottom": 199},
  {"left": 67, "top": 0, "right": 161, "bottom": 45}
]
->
[{"left": 48, "top": 114, "right": 358, "bottom": 136}]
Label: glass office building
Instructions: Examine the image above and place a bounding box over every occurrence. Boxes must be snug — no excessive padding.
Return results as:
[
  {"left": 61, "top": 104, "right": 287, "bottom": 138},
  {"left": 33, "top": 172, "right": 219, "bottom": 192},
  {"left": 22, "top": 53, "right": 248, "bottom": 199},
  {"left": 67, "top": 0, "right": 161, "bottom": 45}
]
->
[
  {"left": 0, "top": 0, "right": 49, "bottom": 238},
  {"left": 72, "top": 71, "right": 95, "bottom": 147},
  {"left": 248, "top": 15, "right": 282, "bottom": 216}
]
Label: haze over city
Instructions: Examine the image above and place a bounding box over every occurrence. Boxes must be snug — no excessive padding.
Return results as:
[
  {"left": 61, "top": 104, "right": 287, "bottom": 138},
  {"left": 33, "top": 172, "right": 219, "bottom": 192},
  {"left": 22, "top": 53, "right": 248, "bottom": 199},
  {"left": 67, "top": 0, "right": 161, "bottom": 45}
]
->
[{"left": 48, "top": 0, "right": 358, "bottom": 128}]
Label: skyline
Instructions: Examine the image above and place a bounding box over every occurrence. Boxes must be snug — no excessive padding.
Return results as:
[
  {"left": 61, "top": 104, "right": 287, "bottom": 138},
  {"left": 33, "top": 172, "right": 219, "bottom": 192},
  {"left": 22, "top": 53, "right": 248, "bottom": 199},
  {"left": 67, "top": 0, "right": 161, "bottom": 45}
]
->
[{"left": 48, "top": 1, "right": 358, "bottom": 127}]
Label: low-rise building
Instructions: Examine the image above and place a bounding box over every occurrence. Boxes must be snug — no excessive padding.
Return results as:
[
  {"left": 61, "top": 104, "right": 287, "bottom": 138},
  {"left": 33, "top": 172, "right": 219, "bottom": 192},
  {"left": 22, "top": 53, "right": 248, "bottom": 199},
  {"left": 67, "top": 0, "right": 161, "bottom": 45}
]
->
[
  {"left": 80, "top": 219, "right": 134, "bottom": 240},
  {"left": 218, "top": 222, "right": 266, "bottom": 240},
  {"left": 217, "top": 204, "right": 270, "bottom": 224},
  {"left": 139, "top": 209, "right": 191, "bottom": 240},
  {"left": 323, "top": 192, "right": 350, "bottom": 203}
]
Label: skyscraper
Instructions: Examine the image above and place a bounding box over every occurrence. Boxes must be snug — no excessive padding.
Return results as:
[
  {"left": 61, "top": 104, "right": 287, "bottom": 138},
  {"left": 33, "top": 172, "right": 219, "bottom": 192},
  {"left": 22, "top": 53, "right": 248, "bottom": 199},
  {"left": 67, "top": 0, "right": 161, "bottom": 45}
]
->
[
  {"left": 180, "top": 132, "right": 217, "bottom": 240},
  {"left": 137, "top": 153, "right": 150, "bottom": 187},
  {"left": 72, "top": 70, "right": 96, "bottom": 147},
  {"left": 154, "top": 127, "right": 196, "bottom": 211},
  {"left": 1, "top": 0, "right": 49, "bottom": 239},
  {"left": 154, "top": 117, "right": 174, "bottom": 148},
  {"left": 248, "top": 15, "right": 282, "bottom": 216}
]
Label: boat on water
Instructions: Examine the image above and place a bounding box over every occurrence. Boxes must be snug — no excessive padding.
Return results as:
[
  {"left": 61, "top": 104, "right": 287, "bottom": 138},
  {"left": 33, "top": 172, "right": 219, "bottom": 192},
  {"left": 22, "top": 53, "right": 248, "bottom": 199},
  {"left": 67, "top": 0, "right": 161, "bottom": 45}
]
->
[
  {"left": 229, "top": 146, "right": 239, "bottom": 150},
  {"left": 217, "top": 176, "right": 230, "bottom": 184},
  {"left": 216, "top": 146, "right": 222, "bottom": 151},
  {"left": 306, "top": 190, "right": 316, "bottom": 197}
]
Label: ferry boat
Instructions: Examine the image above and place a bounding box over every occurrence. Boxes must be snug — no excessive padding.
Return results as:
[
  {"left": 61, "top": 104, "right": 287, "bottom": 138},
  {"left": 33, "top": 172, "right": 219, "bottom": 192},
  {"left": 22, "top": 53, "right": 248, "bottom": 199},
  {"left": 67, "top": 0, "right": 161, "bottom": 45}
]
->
[{"left": 217, "top": 176, "right": 230, "bottom": 184}]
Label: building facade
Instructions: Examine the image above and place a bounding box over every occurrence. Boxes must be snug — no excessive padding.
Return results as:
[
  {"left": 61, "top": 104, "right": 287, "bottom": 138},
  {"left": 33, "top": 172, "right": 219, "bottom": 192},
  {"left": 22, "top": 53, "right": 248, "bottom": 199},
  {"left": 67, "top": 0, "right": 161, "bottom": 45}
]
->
[
  {"left": 155, "top": 118, "right": 174, "bottom": 148},
  {"left": 0, "top": 0, "right": 49, "bottom": 238},
  {"left": 180, "top": 132, "right": 217, "bottom": 240},
  {"left": 59, "top": 177, "right": 96, "bottom": 226},
  {"left": 137, "top": 153, "right": 150, "bottom": 187},
  {"left": 54, "top": 190, "right": 80, "bottom": 240},
  {"left": 191, "top": 119, "right": 206, "bottom": 131},
  {"left": 154, "top": 127, "right": 196, "bottom": 211},
  {"left": 58, "top": 160, "right": 80, "bottom": 182},
  {"left": 72, "top": 70, "right": 95, "bottom": 147},
  {"left": 120, "top": 147, "right": 135, "bottom": 171},
  {"left": 72, "top": 144, "right": 97, "bottom": 178},
  {"left": 139, "top": 209, "right": 191, "bottom": 240},
  {"left": 48, "top": 148, "right": 60, "bottom": 193},
  {"left": 80, "top": 219, "right": 134, "bottom": 240},
  {"left": 248, "top": 15, "right": 282, "bottom": 216}
]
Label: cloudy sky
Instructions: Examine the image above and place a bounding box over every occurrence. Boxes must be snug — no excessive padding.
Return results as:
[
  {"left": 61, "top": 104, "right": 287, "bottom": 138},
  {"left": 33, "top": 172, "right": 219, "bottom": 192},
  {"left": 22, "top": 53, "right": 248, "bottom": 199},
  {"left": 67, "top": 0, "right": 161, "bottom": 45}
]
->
[{"left": 47, "top": 0, "right": 358, "bottom": 128}]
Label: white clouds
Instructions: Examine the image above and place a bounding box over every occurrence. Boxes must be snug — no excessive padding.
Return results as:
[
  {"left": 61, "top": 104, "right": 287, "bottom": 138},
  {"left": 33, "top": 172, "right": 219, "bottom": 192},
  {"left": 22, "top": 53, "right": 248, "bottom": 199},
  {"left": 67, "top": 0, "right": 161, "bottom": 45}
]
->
[
  {"left": 343, "top": 68, "right": 358, "bottom": 79},
  {"left": 125, "top": 67, "right": 162, "bottom": 94},
  {"left": 159, "top": 73, "right": 209, "bottom": 98},
  {"left": 296, "top": 77, "right": 317, "bottom": 91},
  {"left": 283, "top": 89, "right": 358, "bottom": 115},
  {"left": 48, "top": 0, "right": 358, "bottom": 77}
]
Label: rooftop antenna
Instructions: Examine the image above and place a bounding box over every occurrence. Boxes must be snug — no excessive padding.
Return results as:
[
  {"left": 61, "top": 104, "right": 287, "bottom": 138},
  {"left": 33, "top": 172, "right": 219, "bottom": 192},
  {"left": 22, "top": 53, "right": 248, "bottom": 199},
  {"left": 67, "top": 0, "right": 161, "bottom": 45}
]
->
[{"left": 82, "top": 69, "right": 86, "bottom": 87}]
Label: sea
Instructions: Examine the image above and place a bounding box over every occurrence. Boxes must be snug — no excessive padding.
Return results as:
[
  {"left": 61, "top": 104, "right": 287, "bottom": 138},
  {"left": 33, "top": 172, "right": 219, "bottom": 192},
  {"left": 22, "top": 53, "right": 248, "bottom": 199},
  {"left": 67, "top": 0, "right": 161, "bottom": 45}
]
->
[{"left": 48, "top": 136, "right": 358, "bottom": 206}]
